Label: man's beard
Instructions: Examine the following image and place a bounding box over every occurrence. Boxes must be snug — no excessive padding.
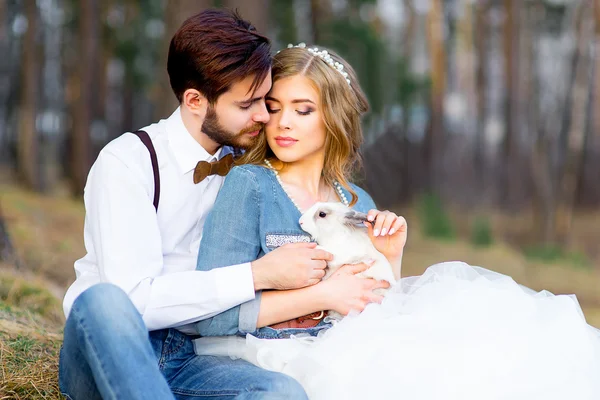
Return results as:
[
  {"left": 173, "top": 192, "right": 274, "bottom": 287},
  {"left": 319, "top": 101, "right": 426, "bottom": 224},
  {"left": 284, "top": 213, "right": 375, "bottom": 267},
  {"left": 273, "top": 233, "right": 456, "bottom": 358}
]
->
[{"left": 201, "top": 106, "right": 263, "bottom": 150}]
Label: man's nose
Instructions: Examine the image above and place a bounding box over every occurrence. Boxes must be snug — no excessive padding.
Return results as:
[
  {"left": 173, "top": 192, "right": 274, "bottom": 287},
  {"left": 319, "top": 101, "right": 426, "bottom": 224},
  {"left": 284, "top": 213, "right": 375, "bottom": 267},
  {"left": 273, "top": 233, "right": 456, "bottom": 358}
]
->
[{"left": 253, "top": 102, "right": 270, "bottom": 124}]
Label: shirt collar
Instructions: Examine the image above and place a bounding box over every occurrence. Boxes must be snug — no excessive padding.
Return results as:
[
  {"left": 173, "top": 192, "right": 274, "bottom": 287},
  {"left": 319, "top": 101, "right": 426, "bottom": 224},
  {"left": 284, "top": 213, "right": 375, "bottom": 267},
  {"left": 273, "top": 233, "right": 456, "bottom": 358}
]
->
[{"left": 166, "top": 107, "right": 223, "bottom": 175}]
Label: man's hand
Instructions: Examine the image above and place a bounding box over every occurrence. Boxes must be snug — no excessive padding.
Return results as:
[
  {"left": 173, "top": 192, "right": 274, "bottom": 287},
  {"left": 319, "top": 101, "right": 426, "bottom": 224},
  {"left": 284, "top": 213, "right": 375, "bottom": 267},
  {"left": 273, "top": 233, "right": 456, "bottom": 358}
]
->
[
  {"left": 318, "top": 262, "right": 390, "bottom": 316},
  {"left": 251, "top": 242, "right": 333, "bottom": 291}
]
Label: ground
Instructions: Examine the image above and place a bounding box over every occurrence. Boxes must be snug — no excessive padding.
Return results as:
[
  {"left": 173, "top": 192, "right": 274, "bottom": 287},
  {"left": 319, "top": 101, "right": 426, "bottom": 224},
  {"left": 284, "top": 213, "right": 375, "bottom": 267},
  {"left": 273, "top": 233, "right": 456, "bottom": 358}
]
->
[{"left": 1, "top": 182, "right": 599, "bottom": 399}]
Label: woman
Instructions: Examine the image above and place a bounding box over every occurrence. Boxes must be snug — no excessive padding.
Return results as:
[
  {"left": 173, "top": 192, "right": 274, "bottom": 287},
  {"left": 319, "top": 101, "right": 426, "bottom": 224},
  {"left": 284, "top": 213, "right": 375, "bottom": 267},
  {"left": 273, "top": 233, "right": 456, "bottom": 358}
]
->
[
  {"left": 194, "top": 44, "right": 600, "bottom": 399},
  {"left": 193, "top": 43, "right": 406, "bottom": 341}
]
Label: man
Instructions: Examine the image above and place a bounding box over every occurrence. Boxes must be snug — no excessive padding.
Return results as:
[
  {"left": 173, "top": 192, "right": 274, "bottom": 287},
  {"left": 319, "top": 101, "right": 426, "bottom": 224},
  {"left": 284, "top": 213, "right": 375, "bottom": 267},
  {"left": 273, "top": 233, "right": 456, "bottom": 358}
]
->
[{"left": 59, "top": 9, "right": 378, "bottom": 399}]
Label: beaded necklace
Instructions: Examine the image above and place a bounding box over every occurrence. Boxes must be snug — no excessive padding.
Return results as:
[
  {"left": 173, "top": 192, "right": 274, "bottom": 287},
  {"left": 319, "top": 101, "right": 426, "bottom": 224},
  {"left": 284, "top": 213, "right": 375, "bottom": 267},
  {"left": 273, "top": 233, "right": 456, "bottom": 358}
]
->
[{"left": 263, "top": 159, "right": 349, "bottom": 212}]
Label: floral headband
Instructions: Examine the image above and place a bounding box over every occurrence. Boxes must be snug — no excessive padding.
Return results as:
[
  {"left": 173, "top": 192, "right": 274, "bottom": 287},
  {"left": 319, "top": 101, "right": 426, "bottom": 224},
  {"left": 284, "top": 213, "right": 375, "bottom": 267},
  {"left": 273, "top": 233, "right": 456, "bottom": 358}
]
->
[{"left": 283, "top": 42, "right": 351, "bottom": 86}]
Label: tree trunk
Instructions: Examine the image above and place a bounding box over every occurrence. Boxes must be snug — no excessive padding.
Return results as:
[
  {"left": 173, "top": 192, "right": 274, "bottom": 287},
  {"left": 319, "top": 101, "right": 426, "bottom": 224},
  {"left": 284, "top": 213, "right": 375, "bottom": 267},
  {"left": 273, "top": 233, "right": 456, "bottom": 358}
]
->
[
  {"left": 290, "top": 0, "right": 314, "bottom": 44},
  {"left": 0, "top": 202, "right": 19, "bottom": 268},
  {"left": 89, "top": 0, "right": 111, "bottom": 159},
  {"left": 594, "top": 0, "right": 600, "bottom": 143},
  {"left": 0, "top": 1, "right": 4, "bottom": 29},
  {"left": 398, "top": 0, "right": 417, "bottom": 200},
  {"left": 556, "top": 3, "right": 594, "bottom": 243},
  {"left": 519, "top": 1, "right": 537, "bottom": 213},
  {"left": 592, "top": 0, "right": 600, "bottom": 174},
  {"left": 17, "top": 0, "right": 40, "bottom": 191},
  {"left": 224, "top": 0, "right": 269, "bottom": 35},
  {"left": 310, "top": 0, "right": 321, "bottom": 43},
  {"left": 474, "top": 2, "right": 489, "bottom": 194},
  {"left": 0, "top": 0, "right": 10, "bottom": 166},
  {"left": 70, "top": 0, "right": 98, "bottom": 196},
  {"left": 425, "top": 0, "right": 446, "bottom": 193},
  {"left": 401, "top": 0, "right": 416, "bottom": 61},
  {"left": 154, "top": 0, "right": 213, "bottom": 121},
  {"left": 119, "top": 0, "right": 139, "bottom": 135},
  {"left": 501, "top": 0, "right": 520, "bottom": 208},
  {"left": 529, "top": 2, "right": 557, "bottom": 245},
  {"left": 39, "top": 0, "right": 67, "bottom": 193},
  {"left": 457, "top": 0, "right": 475, "bottom": 98},
  {"left": 122, "top": 78, "right": 134, "bottom": 134},
  {"left": 531, "top": 137, "right": 557, "bottom": 244}
]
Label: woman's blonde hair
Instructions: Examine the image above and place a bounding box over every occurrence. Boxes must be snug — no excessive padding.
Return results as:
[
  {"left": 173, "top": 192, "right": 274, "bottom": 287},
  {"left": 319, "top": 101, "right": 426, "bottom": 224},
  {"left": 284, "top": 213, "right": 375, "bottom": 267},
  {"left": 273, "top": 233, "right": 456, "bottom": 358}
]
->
[{"left": 238, "top": 46, "right": 369, "bottom": 206}]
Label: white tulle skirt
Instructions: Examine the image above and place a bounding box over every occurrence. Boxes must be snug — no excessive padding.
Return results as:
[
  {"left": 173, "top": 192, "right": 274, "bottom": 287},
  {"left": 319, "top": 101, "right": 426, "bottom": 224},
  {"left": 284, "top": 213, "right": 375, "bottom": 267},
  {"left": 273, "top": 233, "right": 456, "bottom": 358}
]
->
[{"left": 195, "top": 262, "right": 600, "bottom": 400}]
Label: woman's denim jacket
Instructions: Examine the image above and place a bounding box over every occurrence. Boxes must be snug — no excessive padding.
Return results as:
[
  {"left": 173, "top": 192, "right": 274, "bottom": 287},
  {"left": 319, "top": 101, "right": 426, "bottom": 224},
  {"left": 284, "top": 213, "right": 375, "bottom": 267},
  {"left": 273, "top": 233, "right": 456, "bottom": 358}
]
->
[{"left": 193, "top": 164, "right": 376, "bottom": 339}]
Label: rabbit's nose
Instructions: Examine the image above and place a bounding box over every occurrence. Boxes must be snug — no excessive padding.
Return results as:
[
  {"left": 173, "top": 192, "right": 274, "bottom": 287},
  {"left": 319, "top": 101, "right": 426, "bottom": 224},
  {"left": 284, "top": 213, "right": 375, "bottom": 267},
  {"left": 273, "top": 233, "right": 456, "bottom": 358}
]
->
[{"left": 299, "top": 221, "right": 304, "bottom": 225}]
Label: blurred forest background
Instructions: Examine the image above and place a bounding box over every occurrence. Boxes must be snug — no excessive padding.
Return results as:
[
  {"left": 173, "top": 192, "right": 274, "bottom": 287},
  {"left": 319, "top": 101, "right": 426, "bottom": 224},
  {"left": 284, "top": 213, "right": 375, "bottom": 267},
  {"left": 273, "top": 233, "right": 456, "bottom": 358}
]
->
[{"left": 2, "top": 0, "right": 600, "bottom": 397}]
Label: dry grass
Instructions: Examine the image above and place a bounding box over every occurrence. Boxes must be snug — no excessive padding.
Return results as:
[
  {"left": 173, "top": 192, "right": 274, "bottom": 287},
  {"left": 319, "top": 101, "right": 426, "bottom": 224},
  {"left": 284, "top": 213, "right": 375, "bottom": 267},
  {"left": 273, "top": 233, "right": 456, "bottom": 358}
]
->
[
  {"left": 0, "top": 332, "right": 62, "bottom": 399},
  {"left": 0, "top": 183, "right": 84, "bottom": 290},
  {"left": 0, "top": 183, "right": 85, "bottom": 399},
  {"left": 0, "top": 269, "right": 63, "bottom": 400}
]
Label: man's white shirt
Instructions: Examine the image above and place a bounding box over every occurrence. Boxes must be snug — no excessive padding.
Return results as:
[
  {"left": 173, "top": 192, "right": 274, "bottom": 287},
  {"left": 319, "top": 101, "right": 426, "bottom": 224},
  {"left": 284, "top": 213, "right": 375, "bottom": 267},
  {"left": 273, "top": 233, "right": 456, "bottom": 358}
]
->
[{"left": 63, "top": 108, "right": 255, "bottom": 331}]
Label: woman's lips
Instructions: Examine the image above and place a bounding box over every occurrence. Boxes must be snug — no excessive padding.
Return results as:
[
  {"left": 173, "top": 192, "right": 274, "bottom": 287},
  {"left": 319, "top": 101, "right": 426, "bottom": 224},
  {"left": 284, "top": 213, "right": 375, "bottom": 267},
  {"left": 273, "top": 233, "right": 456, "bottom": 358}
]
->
[{"left": 275, "top": 136, "right": 298, "bottom": 147}]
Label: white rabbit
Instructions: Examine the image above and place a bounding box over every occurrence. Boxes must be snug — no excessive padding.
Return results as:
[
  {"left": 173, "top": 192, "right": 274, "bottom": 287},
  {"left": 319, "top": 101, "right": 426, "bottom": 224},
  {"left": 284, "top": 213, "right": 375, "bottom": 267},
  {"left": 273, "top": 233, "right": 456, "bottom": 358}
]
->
[{"left": 299, "top": 202, "right": 397, "bottom": 320}]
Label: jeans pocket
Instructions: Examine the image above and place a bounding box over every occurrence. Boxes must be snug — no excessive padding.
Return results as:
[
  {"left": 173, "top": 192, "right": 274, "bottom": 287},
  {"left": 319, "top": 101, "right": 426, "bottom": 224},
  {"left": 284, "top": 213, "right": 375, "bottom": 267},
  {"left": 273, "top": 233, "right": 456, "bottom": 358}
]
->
[{"left": 162, "top": 329, "right": 187, "bottom": 356}]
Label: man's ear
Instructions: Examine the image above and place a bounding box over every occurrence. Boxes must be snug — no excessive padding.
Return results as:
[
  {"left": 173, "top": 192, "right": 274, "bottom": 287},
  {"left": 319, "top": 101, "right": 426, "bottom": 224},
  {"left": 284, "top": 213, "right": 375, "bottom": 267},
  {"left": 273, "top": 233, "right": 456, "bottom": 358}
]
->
[{"left": 182, "top": 89, "right": 208, "bottom": 117}]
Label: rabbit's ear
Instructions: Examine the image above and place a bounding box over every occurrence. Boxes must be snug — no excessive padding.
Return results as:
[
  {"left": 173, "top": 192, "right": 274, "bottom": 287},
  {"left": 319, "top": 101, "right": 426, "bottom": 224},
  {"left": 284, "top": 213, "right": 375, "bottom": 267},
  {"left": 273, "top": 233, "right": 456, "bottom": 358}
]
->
[{"left": 344, "top": 210, "right": 369, "bottom": 228}]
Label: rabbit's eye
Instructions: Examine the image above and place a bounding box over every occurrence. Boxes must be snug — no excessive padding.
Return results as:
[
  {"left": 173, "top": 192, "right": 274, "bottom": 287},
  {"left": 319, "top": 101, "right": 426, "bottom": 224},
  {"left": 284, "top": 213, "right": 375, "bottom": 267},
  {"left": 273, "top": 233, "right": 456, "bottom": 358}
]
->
[{"left": 318, "top": 211, "right": 327, "bottom": 218}]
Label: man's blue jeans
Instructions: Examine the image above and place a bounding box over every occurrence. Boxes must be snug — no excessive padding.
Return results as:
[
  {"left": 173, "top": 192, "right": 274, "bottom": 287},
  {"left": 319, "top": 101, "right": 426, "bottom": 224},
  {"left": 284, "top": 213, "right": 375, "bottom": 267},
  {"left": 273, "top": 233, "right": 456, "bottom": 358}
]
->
[{"left": 59, "top": 283, "right": 308, "bottom": 399}]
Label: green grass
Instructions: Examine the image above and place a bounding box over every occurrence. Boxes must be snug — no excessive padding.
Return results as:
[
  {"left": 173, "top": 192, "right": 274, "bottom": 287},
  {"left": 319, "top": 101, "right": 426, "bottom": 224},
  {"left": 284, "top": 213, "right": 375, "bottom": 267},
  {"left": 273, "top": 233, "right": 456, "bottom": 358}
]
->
[
  {"left": 470, "top": 216, "right": 494, "bottom": 247},
  {"left": 524, "top": 244, "right": 592, "bottom": 269},
  {"left": 417, "top": 193, "right": 456, "bottom": 240}
]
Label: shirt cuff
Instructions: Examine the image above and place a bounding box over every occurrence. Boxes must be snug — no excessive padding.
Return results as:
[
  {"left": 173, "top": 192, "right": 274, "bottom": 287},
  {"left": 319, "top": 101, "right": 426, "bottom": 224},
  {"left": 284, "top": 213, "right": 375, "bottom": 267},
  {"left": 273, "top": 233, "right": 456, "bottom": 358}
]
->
[
  {"left": 238, "top": 290, "right": 262, "bottom": 333},
  {"left": 142, "top": 262, "right": 255, "bottom": 330},
  {"left": 215, "top": 262, "right": 255, "bottom": 310}
]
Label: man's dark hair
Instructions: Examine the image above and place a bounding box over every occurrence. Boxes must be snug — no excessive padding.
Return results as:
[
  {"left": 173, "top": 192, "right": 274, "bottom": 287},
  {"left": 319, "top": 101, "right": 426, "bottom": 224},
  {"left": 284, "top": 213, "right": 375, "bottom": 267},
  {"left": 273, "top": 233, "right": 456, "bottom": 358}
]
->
[{"left": 167, "top": 9, "right": 271, "bottom": 104}]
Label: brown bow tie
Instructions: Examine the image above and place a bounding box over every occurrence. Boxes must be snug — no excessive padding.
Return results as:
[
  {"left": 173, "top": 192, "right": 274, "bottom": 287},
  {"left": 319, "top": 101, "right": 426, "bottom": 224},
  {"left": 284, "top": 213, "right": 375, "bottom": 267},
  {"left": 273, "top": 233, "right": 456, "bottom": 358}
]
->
[{"left": 193, "top": 153, "right": 234, "bottom": 184}]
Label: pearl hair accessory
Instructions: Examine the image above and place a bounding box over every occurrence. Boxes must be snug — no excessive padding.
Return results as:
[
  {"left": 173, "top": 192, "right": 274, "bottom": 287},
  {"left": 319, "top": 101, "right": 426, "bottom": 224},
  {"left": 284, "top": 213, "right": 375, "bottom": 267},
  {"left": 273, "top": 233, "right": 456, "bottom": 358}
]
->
[
  {"left": 283, "top": 42, "right": 351, "bottom": 86},
  {"left": 263, "top": 159, "right": 349, "bottom": 212}
]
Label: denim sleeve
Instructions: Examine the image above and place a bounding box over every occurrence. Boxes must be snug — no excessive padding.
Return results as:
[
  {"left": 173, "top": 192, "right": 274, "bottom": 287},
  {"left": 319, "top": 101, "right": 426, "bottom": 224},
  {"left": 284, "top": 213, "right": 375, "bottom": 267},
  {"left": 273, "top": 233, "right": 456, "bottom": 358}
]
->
[{"left": 193, "top": 166, "right": 263, "bottom": 336}]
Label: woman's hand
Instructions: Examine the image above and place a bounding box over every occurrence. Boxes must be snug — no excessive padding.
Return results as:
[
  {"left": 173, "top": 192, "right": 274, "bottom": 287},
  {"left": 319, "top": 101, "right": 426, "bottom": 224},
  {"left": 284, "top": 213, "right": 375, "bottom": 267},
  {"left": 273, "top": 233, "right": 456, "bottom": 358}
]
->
[
  {"left": 365, "top": 209, "right": 408, "bottom": 262},
  {"left": 318, "top": 262, "right": 390, "bottom": 316}
]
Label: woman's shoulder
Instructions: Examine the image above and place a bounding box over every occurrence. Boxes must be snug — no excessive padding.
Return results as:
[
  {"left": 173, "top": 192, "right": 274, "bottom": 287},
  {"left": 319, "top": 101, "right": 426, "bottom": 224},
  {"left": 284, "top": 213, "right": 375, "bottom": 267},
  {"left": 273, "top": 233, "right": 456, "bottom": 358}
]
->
[
  {"left": 227, "top": 164, "right": 272, "bottom": 181},
  {"left": 215, "top": 165, "right": 272, "bottom": 207},
  {"left": 348, "top": 182, "right": 376, "bottom": 211},
  {"left": 222, "top": 164, "right": 275, "bottom": 195}
]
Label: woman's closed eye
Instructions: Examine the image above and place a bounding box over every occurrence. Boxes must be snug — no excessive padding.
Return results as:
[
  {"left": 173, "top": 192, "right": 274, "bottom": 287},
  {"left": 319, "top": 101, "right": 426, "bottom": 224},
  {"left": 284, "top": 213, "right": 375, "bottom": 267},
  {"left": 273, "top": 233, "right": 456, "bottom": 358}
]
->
[
  {"left": 297, "top": 108, "right": 314, "bottom": 116},
  {"left": 266, "top": 107, "right": 313, "bottom": 116}
]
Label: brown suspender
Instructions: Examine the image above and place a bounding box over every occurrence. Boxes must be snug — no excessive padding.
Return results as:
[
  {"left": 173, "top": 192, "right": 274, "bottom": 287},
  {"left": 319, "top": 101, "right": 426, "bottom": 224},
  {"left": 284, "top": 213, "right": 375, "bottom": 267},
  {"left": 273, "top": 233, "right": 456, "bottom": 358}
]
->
[{"left": 132, "top": 130, "right": 160, "bottom": 212}]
